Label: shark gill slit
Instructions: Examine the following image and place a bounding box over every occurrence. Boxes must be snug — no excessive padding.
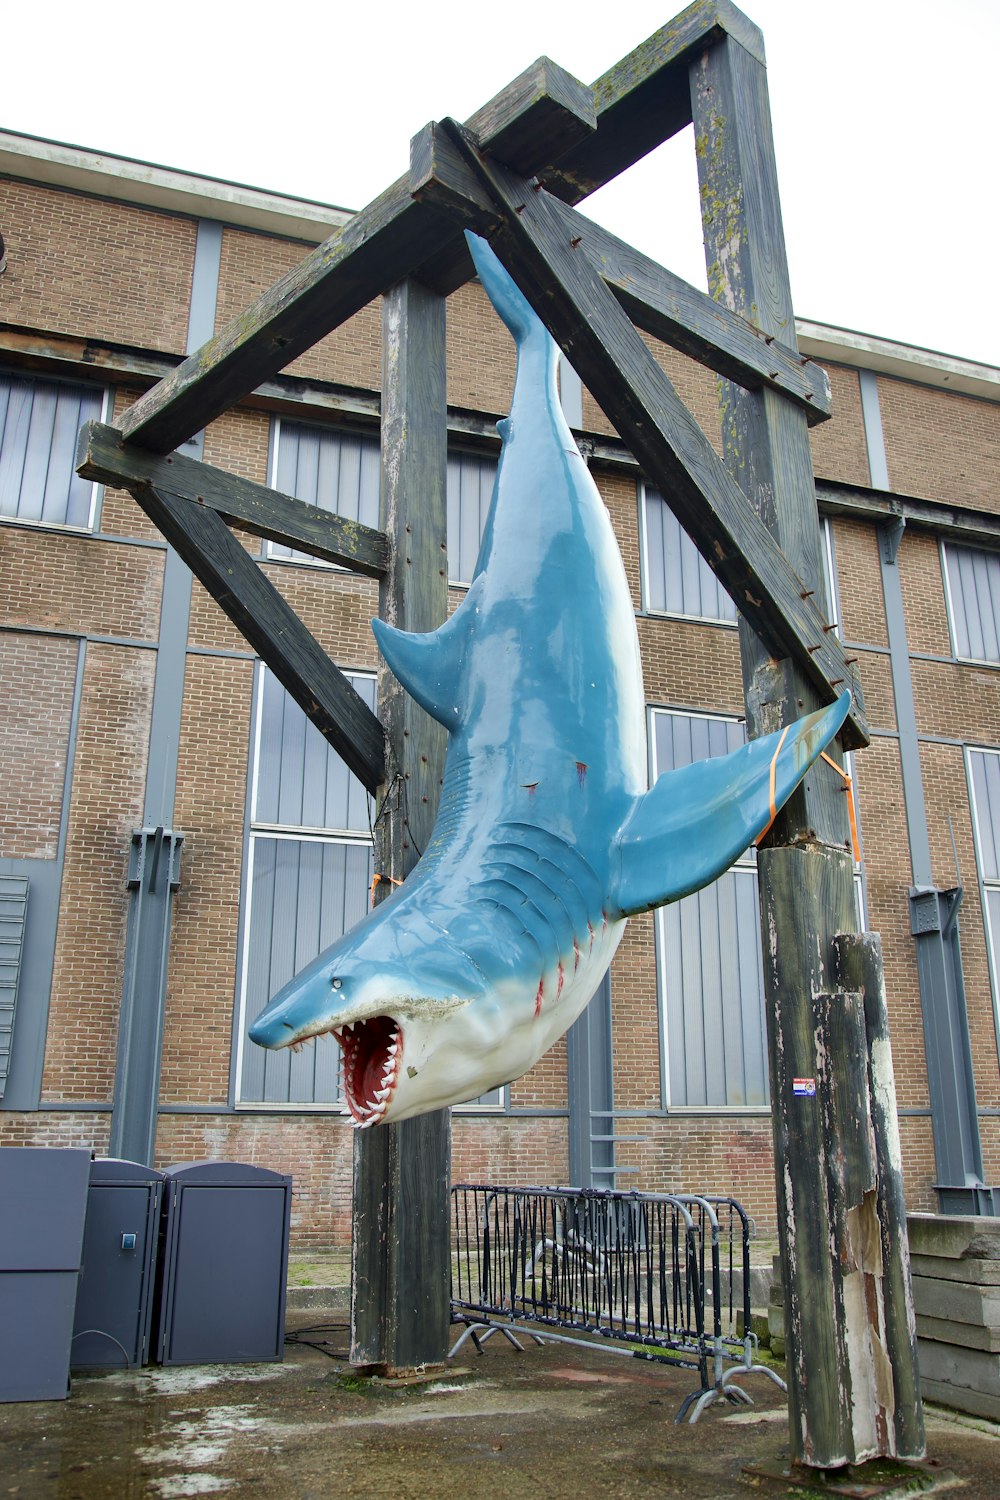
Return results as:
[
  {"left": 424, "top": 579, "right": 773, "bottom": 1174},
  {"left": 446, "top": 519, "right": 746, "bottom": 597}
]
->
[{"left": 484, "top": 842, "right": 594, "bottom": 940}]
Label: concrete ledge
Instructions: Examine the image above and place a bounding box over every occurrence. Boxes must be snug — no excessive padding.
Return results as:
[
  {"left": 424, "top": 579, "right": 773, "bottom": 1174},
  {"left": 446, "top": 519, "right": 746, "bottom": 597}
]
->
[
  {"left": 918, "top": 1339, "right": 1000, "bottom": 1399},
  {"left": 907, "top": 1213, "right": 1000, "bottom": 1261},
  {"left": 912, "top": 1278, "right": 1000, "bottom": 1326},
  {"left": 910, "top": 1252, "right": 1000, "bottom": 1285},
  {"left": 286, "top": 1285, "right": 349, "bottom": 1311},
  {"left": 917, "top": 1314, "right": 1000, "bottom": 1353},
  {"left": 922, "top": 1377, "right": 1000, "bottom": 1423}
]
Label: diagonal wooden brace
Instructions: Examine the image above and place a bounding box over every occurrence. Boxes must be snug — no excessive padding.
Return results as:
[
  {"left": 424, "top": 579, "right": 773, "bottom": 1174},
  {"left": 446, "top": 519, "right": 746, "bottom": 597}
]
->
[
  {"left": 410, "top": 122, "right": 830, "bottom": 425},
  {"left": 105, "top": 475, "right": 385, "bottom": 792},
  {"left": 77, "top": 422, "right": 388, "bottom": 576},
  {"left": 433, "top": 117, "right": 868, "bottom": 749}
]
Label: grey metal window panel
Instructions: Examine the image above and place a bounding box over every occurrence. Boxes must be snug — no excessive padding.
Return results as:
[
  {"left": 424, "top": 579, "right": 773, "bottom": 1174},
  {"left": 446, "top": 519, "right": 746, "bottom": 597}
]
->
[
  {"left": 447, "top": 450, "right": 496, "bottom": 586},
  {"left": 643, "top": 486, "right": 737, "bottom": 623},
  {"left": 970, "top": 750, "right": 1000, "bottom": 882},
  {"left": 240, "top": 836, "right": 372, "bottom": 1104},
  {"left": 651, "top": 710, "right": 752, "bottom": 866},
  {"left": 254, "top": 668, "right": 375, "bottom": 833},
  {"left": 0, "top": 375, "right": 103, "bottom": 528},
  {"left": 270, "top": 421, "right": 380, "bottom": 560},
  {"left": 946, "top": 545, "right": 1000, "bottom": 663},
  {"left": 238, "top": 667, "right": 377, "bottom": 1107},
  {"left": 0, "top": 877, "right": 28, "bottom": 1099},
  {"left": 658, "top": 872, "right": 767, "bottom": 1107},
  {"left": 651, "top": 708, "right": 767, "bottom": 1107},
  {"left": 985, "top": 887, "right": 1000, "bottom": 1007}
]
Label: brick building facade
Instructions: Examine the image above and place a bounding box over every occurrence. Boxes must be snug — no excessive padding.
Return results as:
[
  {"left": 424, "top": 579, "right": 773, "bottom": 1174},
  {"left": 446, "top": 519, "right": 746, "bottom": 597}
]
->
[{"left": 2, "top": 131, "right": 999, "bottom": 1246}]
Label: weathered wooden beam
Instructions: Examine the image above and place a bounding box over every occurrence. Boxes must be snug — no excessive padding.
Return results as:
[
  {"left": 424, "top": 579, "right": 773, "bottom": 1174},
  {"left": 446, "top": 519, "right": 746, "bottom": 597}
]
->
[
  {"left": 545, "top": 0, "right": 763, "bottom": 202},
  {"left": 547, "top": 198, "right": 831, "bottom": 423},
  {"left": 466, "top": 55, "right": 596, "bottom": 175},
  {"left": 690, "top": 27, "right": 922, "bottom": 1471},
  {"left": 119, "top": 178, "right": 458, "bottom": 454},
  {"left": 352, "top": 278, "right": 451, "bottom": 1373},
  {"left": 105, "top": 477, "right": 385, "bottom": 791},
  {"left": 410, "top": 125, "right": 830, "bottom": 424},
  {"left": 116, "top": 58, "right": 592, "bottom": 456},
  {"left": 411, "top": 2, "right": 763, "bottom": 296},
  {"left": 77, "top": 421, "right": 388, "bottom": 576},
  {"left": 436, "top": 118, "right": 868, "bottom": 748},
  {"left": 118, "top": 3, "right": 768, "bottom": 453},
  {"left": 833, "top": 931, "right": 926, "bottom": 1461}
]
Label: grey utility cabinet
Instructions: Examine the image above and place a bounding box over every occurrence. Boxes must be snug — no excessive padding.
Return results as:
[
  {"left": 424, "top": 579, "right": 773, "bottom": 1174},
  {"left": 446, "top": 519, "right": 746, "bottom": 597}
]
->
[
  {"left": 71, "top": 1158, "right": 164, "bottom": 1368},
  {"left": 156, "top": 1161, "right": 292, "bottom": 1365},
  {"left": 0, "top": 1146, "right": 91, "bottom": 1401}
]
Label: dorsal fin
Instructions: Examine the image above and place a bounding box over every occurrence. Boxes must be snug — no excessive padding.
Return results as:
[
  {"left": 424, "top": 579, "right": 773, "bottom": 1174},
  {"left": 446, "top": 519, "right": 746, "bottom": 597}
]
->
[
  {"left": 609, "top": 693, "right": 852, "bottom": 918},
  {"left": 371, "top": 574, "right": 485, "bottom": 732}
]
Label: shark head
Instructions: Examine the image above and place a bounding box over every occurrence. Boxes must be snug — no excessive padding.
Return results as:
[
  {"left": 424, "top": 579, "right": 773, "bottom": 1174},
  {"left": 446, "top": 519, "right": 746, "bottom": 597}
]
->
[{"left": 248, "top": 904, "right": 510, "bottom": 1126}]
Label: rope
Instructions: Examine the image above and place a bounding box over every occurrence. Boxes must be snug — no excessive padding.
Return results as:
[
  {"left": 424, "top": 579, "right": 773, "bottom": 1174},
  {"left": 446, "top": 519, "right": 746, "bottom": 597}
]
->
[
  {"left": 370, "top": 872, "right": 403, "bottom": 906},
  {"left": 820, "top": 751, "right": 861, "bottom": 864},
  {"left": 754, "top": 725, "right": 789, "bottom": 849},
  {"left": 753, "top": 731, "right": 860, "bottom": 865}
]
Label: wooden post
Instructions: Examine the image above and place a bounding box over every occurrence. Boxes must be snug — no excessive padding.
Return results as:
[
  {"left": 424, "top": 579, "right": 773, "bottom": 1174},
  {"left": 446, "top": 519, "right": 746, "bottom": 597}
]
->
[
  {"left": 690, "top": 31, "right": 923, "bottom": 1465},
  {"left": 350, "top": 278, "right": 452, "bottom": 1372},
  {"left": 835, "top": 931, "right": 926, "bottom": 1459}
]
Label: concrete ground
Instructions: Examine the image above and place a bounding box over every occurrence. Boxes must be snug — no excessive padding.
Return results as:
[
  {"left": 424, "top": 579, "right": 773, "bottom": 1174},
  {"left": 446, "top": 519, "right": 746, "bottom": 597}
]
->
[{"left": 2, "top": 1308, "right": 1000, "bottom": 1499}]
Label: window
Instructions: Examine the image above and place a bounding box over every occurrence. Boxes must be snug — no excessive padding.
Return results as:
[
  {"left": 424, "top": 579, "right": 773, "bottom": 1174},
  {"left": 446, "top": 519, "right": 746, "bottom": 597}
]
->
[
  {"left": 447, "top": 450, "right": 496, "bottom": 587},
  {"left": 236, "top": 666, "right": 375, "bottom": 1107},
  {"left": 943, "top": 544, "right": 1000, "bottom": 664},
  {"left": 651, "top": 705, "right": 866, "bottom": 1111},
  {"left": 820, "top": 515, "right": 841, "bottom": 632},
  {"left": 641, "top": 484, "right": 738, "bottom": 623},
  {"left": 0, "top": 373, "right": 105, "bottom": 529},
  {"left": 0, "top": 876, "right": 28, "bottom": 1100},
  {"left": 268, "top": 419, "right": 380, "bottom": 563},
  {"left": 642, "top": 489, "right": 841, "bottom": 630},
  {"left": 967, "top": 748, "right": 1000, "bottom": 1061},
  {"left": 650, "top": 709, "right": 767, "bottom": 1108}
]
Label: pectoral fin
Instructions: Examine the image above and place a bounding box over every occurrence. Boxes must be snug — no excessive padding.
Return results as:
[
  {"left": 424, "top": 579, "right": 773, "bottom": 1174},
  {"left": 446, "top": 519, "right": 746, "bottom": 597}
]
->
[
  {"left": 610, "top": 692, "right": 852, "bottom": 917},
  {"left": 371, "top": 574, "right": 484, "bottom": 732}
]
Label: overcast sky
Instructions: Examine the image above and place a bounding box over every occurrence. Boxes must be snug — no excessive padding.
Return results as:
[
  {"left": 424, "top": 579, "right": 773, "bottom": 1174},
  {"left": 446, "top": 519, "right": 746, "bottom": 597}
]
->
[{"left": 5, "top": 0, "right": 996, "bottom": 367}]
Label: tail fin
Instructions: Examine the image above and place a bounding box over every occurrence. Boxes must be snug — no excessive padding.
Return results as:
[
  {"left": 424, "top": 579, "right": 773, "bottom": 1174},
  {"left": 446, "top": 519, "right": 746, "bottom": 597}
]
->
[{"left": 465, "top": 231, "right": 548, "bottom": 349}]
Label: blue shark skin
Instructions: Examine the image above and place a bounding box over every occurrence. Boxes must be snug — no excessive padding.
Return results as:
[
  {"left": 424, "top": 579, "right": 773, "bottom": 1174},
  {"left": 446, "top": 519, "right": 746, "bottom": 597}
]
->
[{"left": 249, "top": 231, "right": 851, "bottom": 1127}]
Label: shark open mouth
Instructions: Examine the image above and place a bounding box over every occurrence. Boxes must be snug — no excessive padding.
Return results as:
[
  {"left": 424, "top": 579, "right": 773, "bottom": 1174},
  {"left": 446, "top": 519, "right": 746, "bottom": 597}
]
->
[{"left": 332, "top": 1015, "right": 402, "bottom": 1127}]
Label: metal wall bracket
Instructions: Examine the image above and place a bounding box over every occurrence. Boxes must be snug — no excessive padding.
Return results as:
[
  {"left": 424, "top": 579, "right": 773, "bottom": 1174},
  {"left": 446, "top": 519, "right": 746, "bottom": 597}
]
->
[
  {"left": 908, "top": 884, "right": 997, "bottom": 1215},
  {"left": 109, "top": 828, "right": 184, "bottom": 1166},
  {"left": 880, "top": 512, "right": 906, "bottom": 565}
]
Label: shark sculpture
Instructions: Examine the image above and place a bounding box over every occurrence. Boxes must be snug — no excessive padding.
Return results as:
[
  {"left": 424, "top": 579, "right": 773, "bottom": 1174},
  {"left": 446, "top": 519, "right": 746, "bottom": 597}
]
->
[{"left": 249, "top": 232, "right": 850, "bottom": 1126}]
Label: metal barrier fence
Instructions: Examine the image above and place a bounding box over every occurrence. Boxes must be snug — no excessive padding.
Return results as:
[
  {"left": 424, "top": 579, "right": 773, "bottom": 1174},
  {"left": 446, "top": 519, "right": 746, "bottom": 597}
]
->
[{"left": 450, "top": 1184, "right": 786, "bottom": 1422}]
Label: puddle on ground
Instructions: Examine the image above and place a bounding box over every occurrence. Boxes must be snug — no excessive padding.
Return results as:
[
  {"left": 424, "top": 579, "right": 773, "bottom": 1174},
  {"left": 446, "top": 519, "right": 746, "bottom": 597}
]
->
[{"left": 75, "top": 1364, "right": 291, "bottom": 1397}]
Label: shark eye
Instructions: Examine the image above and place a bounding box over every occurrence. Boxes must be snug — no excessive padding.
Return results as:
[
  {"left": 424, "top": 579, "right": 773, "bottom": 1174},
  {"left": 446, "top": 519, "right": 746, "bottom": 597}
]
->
[{"left": 332, "top": 977, "right": 343, "bottom": 990}]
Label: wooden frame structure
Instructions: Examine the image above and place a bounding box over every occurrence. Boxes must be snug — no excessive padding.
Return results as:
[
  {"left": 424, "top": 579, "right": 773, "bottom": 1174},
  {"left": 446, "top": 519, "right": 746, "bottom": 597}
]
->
[{"left": 77, "top": 0, "right": 924, "bottom": 1468}]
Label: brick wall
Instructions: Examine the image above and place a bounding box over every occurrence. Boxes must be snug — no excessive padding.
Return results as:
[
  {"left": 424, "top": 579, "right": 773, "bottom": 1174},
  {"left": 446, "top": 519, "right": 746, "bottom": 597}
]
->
[
  {"left": 810, "top": 364, "right": 871, "bottom": 488},
  {"left": 215, "top": 227, "right": 381, "bottom": 392},
  {"left": 0, "top": 527, "right": 164, "bottom": 639},
  {"left": 41, "top": 643, "right": 155, "bottom": 1103},
  {"left": 879, "top": 375, "right": 1000, "bottom": 512},
  {"left": 0, "top": 632, "right": 77, "bottom": 857},
  {"left": 160, "top": 655, "right": 255, "bottom": 1105},
  {"left": 0, "top": 178, "right": 195, "bottom": 352}
]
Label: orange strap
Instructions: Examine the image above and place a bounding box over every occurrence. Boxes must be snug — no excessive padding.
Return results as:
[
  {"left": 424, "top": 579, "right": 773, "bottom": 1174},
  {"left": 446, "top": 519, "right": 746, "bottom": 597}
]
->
[
  {"left": 820, "top": 751, "right": 861, "bottom": 864},
  {"left": 755, "top": 734, "right": 861, "bottom": 864},
  {"left": 370, "top": 872, "right": 403, "bottom": 906},
  {"left": 755, "top": 725, "right": 790, "bottom": 848}
]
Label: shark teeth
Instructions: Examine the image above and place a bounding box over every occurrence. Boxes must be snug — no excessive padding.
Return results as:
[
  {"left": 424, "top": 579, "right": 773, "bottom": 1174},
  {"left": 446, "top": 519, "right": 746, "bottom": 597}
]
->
[{"left": 332, "top": 1015, "right": 403, "bottom": 1127}]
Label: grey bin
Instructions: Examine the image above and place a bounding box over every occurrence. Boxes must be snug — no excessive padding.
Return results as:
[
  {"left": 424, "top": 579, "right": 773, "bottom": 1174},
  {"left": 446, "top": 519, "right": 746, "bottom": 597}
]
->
[
  {"left": 0, "top": 1146, "right": 91, "bottom": 1402},
  {"left": 71, "top": 1159, "right": 164, "bottom": 1369},
  {"left": 155, "top": 1161, "right": 292, "bottom": 1365}
]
